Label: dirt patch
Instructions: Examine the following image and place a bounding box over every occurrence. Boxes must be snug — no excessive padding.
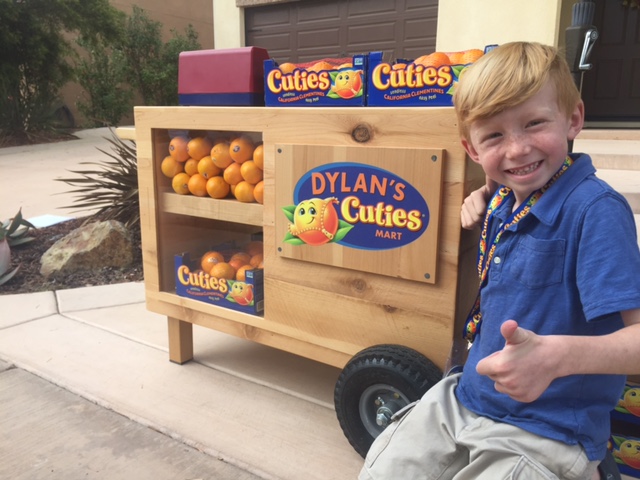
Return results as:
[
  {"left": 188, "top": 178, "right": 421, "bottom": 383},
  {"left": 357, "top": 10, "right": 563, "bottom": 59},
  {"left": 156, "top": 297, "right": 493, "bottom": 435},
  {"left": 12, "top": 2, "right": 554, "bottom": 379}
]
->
[{"left": 1, "top": 214, "right": 143, "bottom": 295}]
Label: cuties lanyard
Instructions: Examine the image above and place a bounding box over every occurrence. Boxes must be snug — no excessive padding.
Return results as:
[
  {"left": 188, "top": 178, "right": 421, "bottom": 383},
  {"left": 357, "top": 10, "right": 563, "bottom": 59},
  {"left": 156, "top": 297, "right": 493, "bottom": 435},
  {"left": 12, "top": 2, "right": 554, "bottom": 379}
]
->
[{"left": 463, "top": 156, "right": 574, "bottom": 342}]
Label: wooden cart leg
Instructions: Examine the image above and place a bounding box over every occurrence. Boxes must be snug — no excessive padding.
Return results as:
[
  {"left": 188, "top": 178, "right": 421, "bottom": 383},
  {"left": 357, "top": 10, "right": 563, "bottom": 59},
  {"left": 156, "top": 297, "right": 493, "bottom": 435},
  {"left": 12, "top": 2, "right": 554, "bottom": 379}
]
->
[{"left": 167, "top": 316, "right": 193, "bottom": 364}]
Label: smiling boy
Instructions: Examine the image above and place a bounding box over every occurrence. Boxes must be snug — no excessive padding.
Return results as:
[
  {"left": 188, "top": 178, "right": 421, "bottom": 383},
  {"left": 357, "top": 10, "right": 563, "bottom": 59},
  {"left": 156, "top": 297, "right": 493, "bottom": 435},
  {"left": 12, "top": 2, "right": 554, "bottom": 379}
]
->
[{"left": 359, "top": 42, "right": 640, "bottom": 480}]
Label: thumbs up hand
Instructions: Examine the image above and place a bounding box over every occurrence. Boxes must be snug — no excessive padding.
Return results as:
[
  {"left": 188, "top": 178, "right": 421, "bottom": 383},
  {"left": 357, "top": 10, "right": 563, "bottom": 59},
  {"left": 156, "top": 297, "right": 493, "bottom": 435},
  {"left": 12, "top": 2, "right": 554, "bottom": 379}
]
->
[{"left": 476, "top": 320, "right": 555, "bottom": 403}]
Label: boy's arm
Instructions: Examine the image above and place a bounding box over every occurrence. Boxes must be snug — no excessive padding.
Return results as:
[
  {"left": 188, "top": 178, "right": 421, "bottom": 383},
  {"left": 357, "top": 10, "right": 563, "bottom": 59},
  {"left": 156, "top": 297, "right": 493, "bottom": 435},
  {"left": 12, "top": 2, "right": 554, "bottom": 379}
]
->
[
  {"left": 476, "top": 310, "right": 640, "bottom": 403},
  {"left": 461, "top": 176, "right": 498, "bottom": 230}
]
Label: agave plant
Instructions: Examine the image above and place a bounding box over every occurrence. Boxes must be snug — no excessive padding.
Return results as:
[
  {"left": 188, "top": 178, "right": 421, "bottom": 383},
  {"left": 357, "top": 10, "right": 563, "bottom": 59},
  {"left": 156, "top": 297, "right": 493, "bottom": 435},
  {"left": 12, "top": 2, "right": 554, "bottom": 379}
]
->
[
  {"left": 57, "top": 129, "right": 139, "bottom": 227},
  {"left": 0, "top": 209, "right": 37, "bottom": 285}
]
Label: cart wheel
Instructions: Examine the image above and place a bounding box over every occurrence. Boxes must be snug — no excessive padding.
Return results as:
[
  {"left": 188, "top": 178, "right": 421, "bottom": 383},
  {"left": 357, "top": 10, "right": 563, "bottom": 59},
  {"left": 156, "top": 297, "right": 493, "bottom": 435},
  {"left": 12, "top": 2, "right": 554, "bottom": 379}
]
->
[{"left": 334, "top": 344, "right": 442, "bottom": 458}]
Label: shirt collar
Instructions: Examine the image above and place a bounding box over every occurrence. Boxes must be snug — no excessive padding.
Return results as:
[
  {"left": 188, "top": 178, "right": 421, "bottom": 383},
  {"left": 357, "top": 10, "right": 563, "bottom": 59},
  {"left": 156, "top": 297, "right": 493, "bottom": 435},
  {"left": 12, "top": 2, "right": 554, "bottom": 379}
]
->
[{"left": 529, "top": 153, "right": 595, "bottom": 226}]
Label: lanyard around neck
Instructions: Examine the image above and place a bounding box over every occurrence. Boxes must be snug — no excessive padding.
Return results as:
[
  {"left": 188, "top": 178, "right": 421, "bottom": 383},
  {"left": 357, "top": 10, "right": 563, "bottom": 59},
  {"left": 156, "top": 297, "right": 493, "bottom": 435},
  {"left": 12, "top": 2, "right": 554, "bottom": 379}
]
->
[{"left": 464, "top": 156, "right": 574, "bottom": 342}]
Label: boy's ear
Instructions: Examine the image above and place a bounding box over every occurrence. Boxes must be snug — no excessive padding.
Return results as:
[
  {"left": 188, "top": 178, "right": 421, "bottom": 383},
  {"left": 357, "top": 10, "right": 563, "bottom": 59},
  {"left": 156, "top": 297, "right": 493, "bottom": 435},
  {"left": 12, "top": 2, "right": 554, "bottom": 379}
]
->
[
  {"left": 567, "top": 100, "right": 585, "bottom": 141},
  {"left": 461, "top": 138, "right": 481, "bottom": 163}
]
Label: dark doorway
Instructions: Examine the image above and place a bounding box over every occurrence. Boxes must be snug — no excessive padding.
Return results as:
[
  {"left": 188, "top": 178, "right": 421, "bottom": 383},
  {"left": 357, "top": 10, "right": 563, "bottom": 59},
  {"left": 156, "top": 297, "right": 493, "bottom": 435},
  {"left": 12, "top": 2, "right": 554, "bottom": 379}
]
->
[{"left": 581, "top": 1, "right": 640, "bottom": 123}]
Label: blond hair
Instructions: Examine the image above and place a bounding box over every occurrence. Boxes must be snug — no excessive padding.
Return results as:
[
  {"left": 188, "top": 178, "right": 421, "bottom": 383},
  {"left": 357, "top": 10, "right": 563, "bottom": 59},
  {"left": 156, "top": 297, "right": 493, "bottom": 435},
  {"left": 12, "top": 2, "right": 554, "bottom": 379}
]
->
[{"left": 453, "top": 42, "right": 581, "bottom": 141}]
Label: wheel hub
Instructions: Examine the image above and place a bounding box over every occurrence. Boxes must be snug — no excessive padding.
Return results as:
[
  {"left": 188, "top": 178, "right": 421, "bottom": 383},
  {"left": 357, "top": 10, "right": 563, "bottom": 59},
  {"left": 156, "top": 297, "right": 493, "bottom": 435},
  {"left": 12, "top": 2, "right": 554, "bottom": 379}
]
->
[{"left": 359, "top": 384, "right": 411, "bottom": 436}]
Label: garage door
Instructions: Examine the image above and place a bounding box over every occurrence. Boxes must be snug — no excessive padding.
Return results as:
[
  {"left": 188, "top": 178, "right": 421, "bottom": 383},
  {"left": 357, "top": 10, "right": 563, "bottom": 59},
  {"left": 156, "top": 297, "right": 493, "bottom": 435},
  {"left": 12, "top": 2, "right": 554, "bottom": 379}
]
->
[{"left": 245, "top": 0, "right": 438, "bottom": 64}]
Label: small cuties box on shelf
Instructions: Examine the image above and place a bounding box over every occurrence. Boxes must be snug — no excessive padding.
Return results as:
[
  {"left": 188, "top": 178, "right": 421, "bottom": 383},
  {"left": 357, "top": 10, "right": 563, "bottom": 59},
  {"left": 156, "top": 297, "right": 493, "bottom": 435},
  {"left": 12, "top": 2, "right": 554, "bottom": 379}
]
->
[
  {"left": 263, "top": 55, "right": 368, "bottom": 106},
  {"left": 174, "top": 240, "right": 265, "bottom": 316},
  {"left": 178, "top": 47, "right": 270, "bottom": 106},
  {"left": 366, "top": 46, "right": 494, "bottom": 107},
  {"left": 610, "top": 380, "right": 640, "bottom": 478}
]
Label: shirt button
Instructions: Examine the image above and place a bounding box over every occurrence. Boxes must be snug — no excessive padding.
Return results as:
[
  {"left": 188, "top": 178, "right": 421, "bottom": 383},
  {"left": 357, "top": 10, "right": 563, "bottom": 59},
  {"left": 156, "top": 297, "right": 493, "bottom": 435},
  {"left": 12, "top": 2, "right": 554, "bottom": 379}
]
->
[{"left": 494, "top": 257, "right": 501, "bottom": 264}]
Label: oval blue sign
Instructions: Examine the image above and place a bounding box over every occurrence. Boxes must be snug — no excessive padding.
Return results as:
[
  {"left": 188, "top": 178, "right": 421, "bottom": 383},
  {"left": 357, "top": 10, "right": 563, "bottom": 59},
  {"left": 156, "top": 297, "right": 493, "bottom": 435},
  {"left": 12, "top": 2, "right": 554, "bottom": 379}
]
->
[{"left": 282, "top": 162, "right": 429, "bottom": 251}]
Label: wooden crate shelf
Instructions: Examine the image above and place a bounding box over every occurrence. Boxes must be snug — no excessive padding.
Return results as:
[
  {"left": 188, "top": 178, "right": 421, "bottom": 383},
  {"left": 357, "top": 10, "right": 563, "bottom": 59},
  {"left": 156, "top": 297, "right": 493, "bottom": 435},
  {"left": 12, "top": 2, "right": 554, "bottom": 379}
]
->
[{"left": 135, "top": 106, "right": 483, "bottom": 371}]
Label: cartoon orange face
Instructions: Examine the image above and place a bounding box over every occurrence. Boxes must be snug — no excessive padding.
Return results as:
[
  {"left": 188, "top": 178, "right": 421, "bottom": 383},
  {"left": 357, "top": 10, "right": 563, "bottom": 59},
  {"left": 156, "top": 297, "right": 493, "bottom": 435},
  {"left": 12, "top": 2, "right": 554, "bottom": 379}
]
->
[
  {"left": 614, "top": 439, "right": 640, "bottom": 469},
  {"left": 622, "top": 388, "right": 640, "bottom": 416},
  {"left": 331, "top": 70, "right": 362, "bottom": 99},
  {"left": 230, "top": 281, "right": 254, "bottom": 306},
  {"left": 288, "top": 197, "right": 339, "bottom": 246}
]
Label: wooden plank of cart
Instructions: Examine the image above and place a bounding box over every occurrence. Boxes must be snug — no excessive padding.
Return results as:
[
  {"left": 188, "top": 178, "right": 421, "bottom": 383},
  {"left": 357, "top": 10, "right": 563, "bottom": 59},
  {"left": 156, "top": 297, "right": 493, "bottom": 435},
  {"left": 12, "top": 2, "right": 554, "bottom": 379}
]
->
[{"left": 134, "top": 106, "right": 483, "bottom": 457}]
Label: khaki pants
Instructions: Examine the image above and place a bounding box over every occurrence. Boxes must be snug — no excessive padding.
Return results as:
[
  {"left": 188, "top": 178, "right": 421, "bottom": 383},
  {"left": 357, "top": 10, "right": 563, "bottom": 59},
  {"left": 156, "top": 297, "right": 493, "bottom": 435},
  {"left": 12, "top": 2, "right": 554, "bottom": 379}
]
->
[{"left": 359, "top": 374, "right": 599, "bottom": 480}]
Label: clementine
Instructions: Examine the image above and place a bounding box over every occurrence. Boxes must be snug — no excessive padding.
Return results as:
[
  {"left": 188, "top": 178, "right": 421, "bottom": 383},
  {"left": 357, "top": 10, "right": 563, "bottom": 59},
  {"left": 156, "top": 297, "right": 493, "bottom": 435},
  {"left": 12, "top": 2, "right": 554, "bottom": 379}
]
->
[
  {"left": 187, "top": 173, "right": 208, "bottom": 197},
  {"left": 209, "top": 262, "right": 236, "bottom": 280},
  {"left": 169, "top": 135, "right": 190, "bottom": 163},
  {"left": 244, "top": 241, "right": 263, "bottom": 257},
  {"left": 171, "top": 172, "right": 191, "bottom": 195},
  {"left": 414, "top": 52, "right": 450, "bottom": 68},
  {"left": 279, "top": 62, "right": 297, "bottom": 74},
  {"left": 205, "top": 176, "right": 230, "bottom": 199},
  {"left": 198, "top": 155, "right": 222, "bottom": 179},
  {"left": 223, "top": 162, "right": 243, "bottom": 186},
  {"left": 308, "top": 60, "right": 335, "bottom": 72},
  {"left": 240, "top": 160, "right": 263, "bottom": 185},
  {"left": 461, "top": 49, "right": 484, "bottom": 64},
  {"left": 230, "top": 251, "right": 252, "bottom": 265},
  {"left": 229, "top": 136, "right": 255, "bottom": 164},
  {"left": 249, "top": 253, "right": 263, "bottom": 268},
  {"left": 211, "top": 141, "right": 233, "bottom": 169},
  {"left": 253, "top": 144, "right": 264, "bottom": 170},
  {"left": 253, "top": 180, "right": 264, "bottom": 204},
  {"left": 161, "top": 155, "right": 184, "bottom": 178},
  {"left": 235, "top": 264, "right": 252, "bottom": 282},
  {"left": 447, "top": 51, "right": 465, "bottom": 65},
  {"left": 229, "top": 257, "right": 248, "bottom": 273},
  {"left": 184, "top": 158, "right": 199, "bottom": 176},
  {"left": 234, "top": 181, "right": 255, "bottom": 203},
  {"left": 201, "top": 251, "right": 224, "bottom": 272},
  {"left": 187, "top": 136, "right": 213, "bottom": 161}
]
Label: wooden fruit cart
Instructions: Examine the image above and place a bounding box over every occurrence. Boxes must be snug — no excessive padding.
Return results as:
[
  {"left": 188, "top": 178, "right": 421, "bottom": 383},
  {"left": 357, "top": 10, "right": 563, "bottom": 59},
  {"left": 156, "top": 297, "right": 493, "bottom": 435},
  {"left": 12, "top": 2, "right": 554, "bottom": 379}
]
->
[{"left": 134, "top": 106, "right": 483, "bottom": 456}]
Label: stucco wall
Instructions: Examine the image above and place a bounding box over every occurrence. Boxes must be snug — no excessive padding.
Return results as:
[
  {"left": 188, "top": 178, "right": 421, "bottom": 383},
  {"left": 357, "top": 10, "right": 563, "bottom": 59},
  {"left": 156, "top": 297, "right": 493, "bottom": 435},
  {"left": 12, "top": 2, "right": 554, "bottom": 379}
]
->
[
  {"left": 214, "top": 1, "right": 245, "bottom": 48},
  {"left": 436, "top": 0, "right": 563, "bottom": 51},
  {"left": 112, "top": 0, "right": 214, "bottom": 47}
]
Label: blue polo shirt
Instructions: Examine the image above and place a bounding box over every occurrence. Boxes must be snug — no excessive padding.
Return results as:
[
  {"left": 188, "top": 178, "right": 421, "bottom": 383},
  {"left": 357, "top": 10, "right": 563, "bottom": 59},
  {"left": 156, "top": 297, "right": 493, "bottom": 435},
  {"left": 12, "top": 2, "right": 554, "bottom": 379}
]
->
[{"left": 456, "top": 153, "right": 640, "bottom": 461}]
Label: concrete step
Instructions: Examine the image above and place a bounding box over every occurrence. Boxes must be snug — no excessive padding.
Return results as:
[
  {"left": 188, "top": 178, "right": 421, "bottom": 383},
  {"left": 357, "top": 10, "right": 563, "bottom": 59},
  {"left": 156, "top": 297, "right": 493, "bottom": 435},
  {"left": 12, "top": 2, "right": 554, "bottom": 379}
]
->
[
  {"left": 574, "top": 130, "right": 640, "bottom": 216},
  {"left": 575, "top": 129, "right": 640, "bottom": 171}
]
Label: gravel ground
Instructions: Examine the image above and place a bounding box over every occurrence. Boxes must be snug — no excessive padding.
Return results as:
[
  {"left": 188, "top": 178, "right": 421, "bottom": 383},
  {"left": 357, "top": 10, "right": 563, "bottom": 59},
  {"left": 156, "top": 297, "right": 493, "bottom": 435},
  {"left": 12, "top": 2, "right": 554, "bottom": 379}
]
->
[{"left": 1, "top": 215, "right": 143, "bottom": 295}]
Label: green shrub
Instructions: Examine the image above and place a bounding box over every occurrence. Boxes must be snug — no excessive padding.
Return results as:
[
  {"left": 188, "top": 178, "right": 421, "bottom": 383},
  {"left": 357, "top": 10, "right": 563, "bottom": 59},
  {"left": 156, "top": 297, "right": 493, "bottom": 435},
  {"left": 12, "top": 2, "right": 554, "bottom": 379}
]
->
[
  {"left": 122, "top": 6, "right": 200, "bottom": 106},
  {"left": 75, "top": 36, "right": 133, "bottom": 127},
  {"left": 0, "top": 0, "right": 124, "bottom": 144}
]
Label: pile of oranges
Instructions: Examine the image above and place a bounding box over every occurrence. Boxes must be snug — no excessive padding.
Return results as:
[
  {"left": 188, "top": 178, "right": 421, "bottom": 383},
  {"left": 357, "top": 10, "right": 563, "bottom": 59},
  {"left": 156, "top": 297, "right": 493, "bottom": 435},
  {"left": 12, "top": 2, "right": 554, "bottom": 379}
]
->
[
  {"left": 411, "top": 49, "right": 484, "bottom": 68},
  {"left": 161, "top": 132, "right": 264, "bottom": 204},
  {"left": 200, "top": 240, "right": 264, "bottom": 282},
  {"left": 278, "top": 57, "right": 354, "bottom": 74}
]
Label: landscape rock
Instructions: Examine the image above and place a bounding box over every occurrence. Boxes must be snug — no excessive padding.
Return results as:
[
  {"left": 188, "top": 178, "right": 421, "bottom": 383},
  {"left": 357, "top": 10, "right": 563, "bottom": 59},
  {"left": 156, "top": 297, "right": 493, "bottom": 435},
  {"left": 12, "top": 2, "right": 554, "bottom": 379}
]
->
[{"left": 40, "top": 220, "right": 133, "bottom": 279}]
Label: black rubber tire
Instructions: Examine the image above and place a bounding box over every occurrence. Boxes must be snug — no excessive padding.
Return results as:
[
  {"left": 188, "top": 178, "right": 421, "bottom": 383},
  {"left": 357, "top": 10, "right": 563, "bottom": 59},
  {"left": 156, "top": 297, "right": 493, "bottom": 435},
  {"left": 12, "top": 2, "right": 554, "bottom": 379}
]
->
[{"left": 334, "top": 344, "right": 442, "bottom": 458}]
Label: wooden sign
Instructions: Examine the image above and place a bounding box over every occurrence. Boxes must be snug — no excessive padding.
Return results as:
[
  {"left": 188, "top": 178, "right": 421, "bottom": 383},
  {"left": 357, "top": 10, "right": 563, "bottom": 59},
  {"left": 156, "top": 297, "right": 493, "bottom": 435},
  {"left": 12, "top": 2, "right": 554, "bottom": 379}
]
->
[{"left": 274, "top": 144, "right": 444, "bottom": 283}]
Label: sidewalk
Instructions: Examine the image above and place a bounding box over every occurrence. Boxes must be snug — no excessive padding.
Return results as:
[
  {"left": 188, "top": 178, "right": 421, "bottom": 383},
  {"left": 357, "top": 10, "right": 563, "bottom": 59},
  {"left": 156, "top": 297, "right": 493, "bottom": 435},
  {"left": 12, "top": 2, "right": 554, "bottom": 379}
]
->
[
  {"left": 0, "top": 128, "right": 116, "bottom": 221},
  {"left": 1, "top": 362, "right": 262, "bottom": 480},
  {"left": 0, "top": 283, "right": 362, "bottom": 479}
]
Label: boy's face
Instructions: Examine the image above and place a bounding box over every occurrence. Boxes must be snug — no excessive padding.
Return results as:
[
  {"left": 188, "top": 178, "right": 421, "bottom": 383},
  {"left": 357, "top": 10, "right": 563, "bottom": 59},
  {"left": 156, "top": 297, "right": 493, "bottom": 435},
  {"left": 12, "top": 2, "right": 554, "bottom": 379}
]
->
[{"left": 461, "top": 80, "right": 584, "bottom": 206}]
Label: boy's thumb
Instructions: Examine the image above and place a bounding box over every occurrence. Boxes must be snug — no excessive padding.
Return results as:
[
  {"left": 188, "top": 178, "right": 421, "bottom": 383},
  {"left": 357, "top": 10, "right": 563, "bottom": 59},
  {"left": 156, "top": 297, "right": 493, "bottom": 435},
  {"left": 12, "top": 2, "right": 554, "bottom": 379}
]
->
[{"left": 501, "top": 320, "right": 528, "bottom": 345}]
